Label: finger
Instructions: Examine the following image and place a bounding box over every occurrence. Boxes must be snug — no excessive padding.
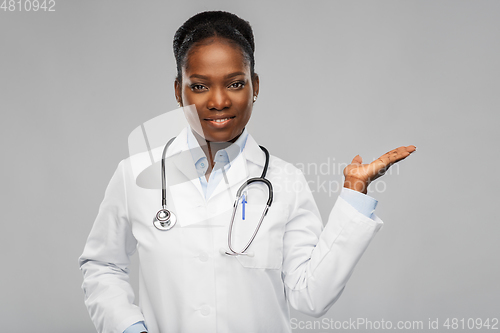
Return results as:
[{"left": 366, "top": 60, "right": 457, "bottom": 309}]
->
[
  {"left": 351, "top": 155, "right": 363, "bottom": 165},
  {"left": 406, "top": 145, "right": 417, "bottom": 153},
  {"left": 372, "top": 145, "right": 415, "bottom": 170}
]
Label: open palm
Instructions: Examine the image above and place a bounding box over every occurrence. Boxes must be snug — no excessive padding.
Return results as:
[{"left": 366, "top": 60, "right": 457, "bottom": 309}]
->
[{"left": 343, "top": 145, "right": 416, "bottom": 194}]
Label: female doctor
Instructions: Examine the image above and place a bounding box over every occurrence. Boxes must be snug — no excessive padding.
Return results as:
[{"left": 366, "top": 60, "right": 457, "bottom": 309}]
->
[{"left": 79, "top": 11, "right": 416, "bottom": 333}]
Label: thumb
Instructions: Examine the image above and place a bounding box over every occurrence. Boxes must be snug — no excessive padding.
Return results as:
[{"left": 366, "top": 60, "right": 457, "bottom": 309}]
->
[{"left": 351, "top": 155, "right": 363, "bottom": 165}]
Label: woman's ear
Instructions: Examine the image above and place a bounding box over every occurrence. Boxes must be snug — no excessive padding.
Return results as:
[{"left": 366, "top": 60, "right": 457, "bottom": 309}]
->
[
  {"left": 174, "top": 79, "right": 182, "bottom": 106},
  {"left": 252, "top": 73, "right": 260, "bottom": 101}
]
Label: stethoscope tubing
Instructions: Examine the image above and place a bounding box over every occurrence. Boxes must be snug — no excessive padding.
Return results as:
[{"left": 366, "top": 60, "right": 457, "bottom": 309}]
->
[
  {"left": 226, "top": 198, "right": 270, "bottom": 256},
  {"left": 161, "top": 137, "right": 176, "bottom": 209},
  {"left": 156, "top": 136, "right": 273, "bottom": 256}
]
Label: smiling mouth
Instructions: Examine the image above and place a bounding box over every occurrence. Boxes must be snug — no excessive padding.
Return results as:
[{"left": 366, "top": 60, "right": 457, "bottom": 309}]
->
[
  {"left": 205, "top": 116, "right": 236, "bottom": 123},
  {"left": 205, "top": 116, "right": 236, "bottom": 124}
]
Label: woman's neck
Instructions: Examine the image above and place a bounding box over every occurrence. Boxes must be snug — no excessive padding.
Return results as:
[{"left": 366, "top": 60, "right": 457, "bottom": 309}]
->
[{"left": 191, "top": 130, "right": 242, "bottom": 168}]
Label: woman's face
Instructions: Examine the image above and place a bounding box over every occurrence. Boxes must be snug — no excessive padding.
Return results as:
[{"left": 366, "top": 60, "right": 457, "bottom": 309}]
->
[{"left": 175, "top": 37, "right": 259, "bottom": 143}]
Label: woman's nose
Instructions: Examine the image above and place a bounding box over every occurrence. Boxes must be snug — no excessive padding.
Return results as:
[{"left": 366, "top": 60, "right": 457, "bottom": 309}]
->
[{"left": 207, "top": 88, "right": 231, "bottom": 110}]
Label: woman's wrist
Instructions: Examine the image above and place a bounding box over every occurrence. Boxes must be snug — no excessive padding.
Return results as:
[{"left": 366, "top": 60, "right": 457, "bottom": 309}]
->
[{"left": 343, "top": 176, "right": 368, "bottom": 194}]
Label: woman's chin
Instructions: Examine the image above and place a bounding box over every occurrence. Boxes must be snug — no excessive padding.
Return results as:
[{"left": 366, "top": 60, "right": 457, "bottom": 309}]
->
[{"left": 203, "top": 130, "right": 239, "bottom": 143}]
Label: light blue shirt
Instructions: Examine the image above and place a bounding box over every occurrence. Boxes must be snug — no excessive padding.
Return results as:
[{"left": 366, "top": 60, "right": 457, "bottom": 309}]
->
[
  {"left": 186, "top": 126, "right": 249, "bottom": 199},
  {"left": 124, "top": 321, "right": 147, "bottom": 333},
  {"left": 123, "top": 129, "right": 378, "bottom": 333},
  {"left": 340, "top": 187, "right": 378, "bottom": 219}
]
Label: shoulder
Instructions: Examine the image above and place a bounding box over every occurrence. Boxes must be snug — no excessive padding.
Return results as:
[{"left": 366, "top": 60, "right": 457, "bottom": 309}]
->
[
  {"left": 118, "top": 145, "right": 163, "bottom": 190},
  {"left": 268, "top": 154, "right": 303, "bottom": 179},
  {"left": 119, "top": 128, "right": 190, "bottom": 189},
  {"left": 245, "top": 133, "right": 305, "bottom": 180}
]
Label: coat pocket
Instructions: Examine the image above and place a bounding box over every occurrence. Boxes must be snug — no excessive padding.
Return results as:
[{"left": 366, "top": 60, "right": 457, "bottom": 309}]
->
[{"left": 232, "top": 202, "right": 289, "bottom": 269}]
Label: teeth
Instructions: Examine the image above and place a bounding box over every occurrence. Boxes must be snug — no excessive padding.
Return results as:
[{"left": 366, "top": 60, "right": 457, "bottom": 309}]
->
[{"left": 213, "top": 118, "right": 230, "bottom": 123}]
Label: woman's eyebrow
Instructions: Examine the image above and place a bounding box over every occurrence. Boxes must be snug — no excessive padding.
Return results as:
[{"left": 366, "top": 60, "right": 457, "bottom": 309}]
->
[
  {"left": 189, "top": 72, "right": 246, "bottom": 80},
  {"left": 189, "top": 74, "right": 209, "bottom": 79},
  {"left": 225, "top": 71, "right": 246, "bottom": 78}
]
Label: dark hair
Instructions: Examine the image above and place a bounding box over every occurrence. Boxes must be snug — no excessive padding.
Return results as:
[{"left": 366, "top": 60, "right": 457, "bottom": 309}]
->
[{"left": 173, "top": 11, "right": 255, "bottom": 83}]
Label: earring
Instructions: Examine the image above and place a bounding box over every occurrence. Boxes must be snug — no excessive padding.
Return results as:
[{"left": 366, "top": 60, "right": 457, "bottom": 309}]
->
[
  {"left": 177, "top": 102, "right": 181, "bottom": 107},
  {"left": 253, "top": 95, "right": 257, "bottom": 102}
]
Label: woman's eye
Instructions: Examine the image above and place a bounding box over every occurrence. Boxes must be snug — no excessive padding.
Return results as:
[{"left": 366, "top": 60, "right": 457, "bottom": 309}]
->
[
  {"left": 229, "top": 81, "right": 245, "bottom": 89},
  {"left": 190, "top": 84, "right": 207, "bottom": 91}
]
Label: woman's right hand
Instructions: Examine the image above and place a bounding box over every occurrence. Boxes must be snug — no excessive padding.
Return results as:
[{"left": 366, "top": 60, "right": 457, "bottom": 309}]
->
[{"left": 343, "top": 145, "right": 416, "bottom": 194}]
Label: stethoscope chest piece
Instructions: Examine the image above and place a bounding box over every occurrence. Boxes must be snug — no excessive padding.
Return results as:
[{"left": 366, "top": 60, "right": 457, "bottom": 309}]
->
[{"left": 153, "top": 209, "right": 177, "bottom": 231}]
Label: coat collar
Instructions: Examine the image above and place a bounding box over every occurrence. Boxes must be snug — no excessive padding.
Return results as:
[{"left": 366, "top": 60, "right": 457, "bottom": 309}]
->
[{"left": 167, "top": 127, "right": 267, "bottom": 201}]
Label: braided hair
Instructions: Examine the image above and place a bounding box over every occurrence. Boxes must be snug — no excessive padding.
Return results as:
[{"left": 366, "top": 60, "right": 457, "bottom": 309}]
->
[{"left": 173, "top": 11, "right": 256, "bottom": 83}]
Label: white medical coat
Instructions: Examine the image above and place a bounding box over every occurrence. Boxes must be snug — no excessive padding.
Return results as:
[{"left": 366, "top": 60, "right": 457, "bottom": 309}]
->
[{"left": 79, "top": 127, "right": 384, "bottom": 333}]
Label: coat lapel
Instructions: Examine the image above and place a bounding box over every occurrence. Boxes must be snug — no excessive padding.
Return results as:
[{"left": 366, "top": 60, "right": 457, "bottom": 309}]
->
[
  {"left": 208, "top": 134, "right": 266, "bottom": 201},
  {"left": 166, "top": 128, "right": 205, "bottom": 201},
  {"left": 166, "top": 128, "right": 268, "bottom": 204}
]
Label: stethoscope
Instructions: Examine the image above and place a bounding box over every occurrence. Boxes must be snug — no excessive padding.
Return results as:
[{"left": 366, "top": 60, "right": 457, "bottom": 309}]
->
[{"left": 153, "top": 137, "right": 273, "bottom": 257}]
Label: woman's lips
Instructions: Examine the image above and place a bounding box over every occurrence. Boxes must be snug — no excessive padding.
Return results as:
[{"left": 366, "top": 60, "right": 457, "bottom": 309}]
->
[{"left": 205, "top": 116, "right": 236, "bottom": 128}]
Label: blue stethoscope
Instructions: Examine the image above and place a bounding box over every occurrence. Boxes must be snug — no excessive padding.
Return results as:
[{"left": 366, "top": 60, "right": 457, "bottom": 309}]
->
[{"left": 153, "top": 137, "right": 273, "bottom": 257}]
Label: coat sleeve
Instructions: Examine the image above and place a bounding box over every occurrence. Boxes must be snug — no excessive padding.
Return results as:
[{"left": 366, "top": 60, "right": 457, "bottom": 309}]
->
[
  {"left": 78, "top": 160, "right": 145, "bottom": 333},
  {"left": 281, "top": 169, "right": 383, "bottom": 318}
]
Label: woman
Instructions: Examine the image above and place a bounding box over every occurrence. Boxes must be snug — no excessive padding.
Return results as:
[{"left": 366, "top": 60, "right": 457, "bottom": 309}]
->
[{"left": 79, "top": 11, "right": 415, "bottom": 333}]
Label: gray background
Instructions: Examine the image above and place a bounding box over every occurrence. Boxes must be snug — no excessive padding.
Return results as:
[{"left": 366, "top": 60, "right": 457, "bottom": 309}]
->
[{"left": 1, "top": 0, "right": 499, "bottom": 332}]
